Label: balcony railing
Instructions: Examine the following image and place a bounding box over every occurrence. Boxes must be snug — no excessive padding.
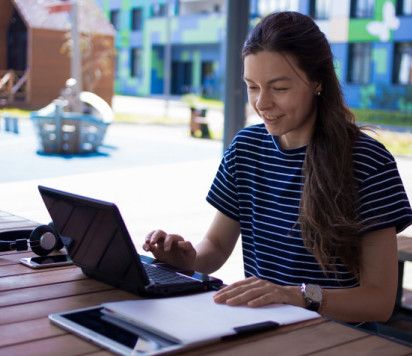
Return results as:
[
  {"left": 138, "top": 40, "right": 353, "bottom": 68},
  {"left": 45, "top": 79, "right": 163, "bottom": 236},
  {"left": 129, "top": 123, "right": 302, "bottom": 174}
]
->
[{"left": 0, "top": 70, "right": 28, "bottom": 106}]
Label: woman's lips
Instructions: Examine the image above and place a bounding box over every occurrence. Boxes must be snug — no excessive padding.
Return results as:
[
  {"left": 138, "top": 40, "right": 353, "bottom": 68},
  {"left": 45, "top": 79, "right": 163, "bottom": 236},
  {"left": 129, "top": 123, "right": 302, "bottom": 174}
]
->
[{"left": 261, "top": 114, "right": 284, "bottom": 124}]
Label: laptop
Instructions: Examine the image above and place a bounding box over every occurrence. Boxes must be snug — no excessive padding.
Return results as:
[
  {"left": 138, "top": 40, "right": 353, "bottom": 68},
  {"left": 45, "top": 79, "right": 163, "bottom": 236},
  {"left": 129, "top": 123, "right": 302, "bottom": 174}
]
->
[{"left": 38, "top": 185, "right": 223, "bottom": 297}]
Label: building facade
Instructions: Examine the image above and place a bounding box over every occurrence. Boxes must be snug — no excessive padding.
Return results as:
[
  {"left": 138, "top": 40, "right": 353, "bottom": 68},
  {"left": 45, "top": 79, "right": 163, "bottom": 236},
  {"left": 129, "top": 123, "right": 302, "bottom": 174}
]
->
[{"left": 97, "top": 0, "right": 412, "bottom": 113}]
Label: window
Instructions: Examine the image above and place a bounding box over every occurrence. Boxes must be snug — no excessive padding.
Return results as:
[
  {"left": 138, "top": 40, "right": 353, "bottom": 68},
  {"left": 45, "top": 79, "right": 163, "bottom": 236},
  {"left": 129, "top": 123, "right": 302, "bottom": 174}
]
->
[
  {"left": 397, "top": 0, "right": 412, "bottom": 15},
  {"left": 110, "top": 9, "right": 120, "bottom": 30},
  {"left": 151, "top": 3, "right": 167, "bottom": 17},
  {"left": 309, "top": 0, "right": 331, "bottom": 20},
  {"left": 350, "top": 0, "right": 374, "bottom": 18},
  {"left": 130, "top": 48, "right": 142, "bottom": 78},
  {"left": 201, "top": 61, "right": 216, "bottom": 97},
  {"left": 171, "top": 61, "right": 192, "bottom": 95},
  {"left": 258, "top": 0, "right": 299, "bottom": 16},
  {"left": 394, "top": 42, "right": 412, "bottom": 84},
  {"left": 131, "top": 8, "right": 143, "bottom": 31},
  {"left": 347, "top": 43, "right": 372, "bottom": 84}
]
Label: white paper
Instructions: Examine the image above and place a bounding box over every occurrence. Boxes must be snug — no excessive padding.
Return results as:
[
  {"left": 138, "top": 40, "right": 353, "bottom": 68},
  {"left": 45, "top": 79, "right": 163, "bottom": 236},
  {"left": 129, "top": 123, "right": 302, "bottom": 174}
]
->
[{"left": 103, "top": 291, "right": 319, "bottom": 344}]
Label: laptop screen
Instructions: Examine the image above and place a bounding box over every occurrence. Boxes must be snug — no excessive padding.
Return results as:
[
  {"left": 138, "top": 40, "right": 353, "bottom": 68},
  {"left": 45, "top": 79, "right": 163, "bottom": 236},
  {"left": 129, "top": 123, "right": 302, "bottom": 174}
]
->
[{"left": 38, "top": 185, "right": 150, "bottom": 295}]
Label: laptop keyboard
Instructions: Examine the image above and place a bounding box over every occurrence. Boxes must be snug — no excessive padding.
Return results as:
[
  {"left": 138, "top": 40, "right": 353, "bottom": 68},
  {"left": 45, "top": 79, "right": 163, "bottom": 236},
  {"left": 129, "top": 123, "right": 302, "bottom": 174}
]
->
[{"left": 143, "top": 263, "right": 197, "bottom": 285}]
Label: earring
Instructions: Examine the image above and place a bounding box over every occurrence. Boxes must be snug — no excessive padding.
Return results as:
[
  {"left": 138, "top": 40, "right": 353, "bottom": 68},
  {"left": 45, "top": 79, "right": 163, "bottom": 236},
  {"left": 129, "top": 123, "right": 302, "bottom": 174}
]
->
[{"left": 316, "top": 91, "right": 321, "bottom": 96}]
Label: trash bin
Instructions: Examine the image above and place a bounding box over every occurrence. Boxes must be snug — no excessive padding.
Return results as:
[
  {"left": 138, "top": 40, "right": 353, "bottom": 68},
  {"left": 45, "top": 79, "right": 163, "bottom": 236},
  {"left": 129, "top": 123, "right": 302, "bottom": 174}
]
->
[{"left": 189, "top": 107, "right": 210, "bottom": 139}]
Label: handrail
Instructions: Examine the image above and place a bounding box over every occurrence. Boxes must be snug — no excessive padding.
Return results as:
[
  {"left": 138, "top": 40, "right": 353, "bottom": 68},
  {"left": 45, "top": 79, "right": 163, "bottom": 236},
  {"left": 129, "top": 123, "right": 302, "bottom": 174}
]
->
[
  {"left": 0, "top": 72, "right": 12, "bottom": 91},
  {"left": 12, "top": 71, "right": 28, "bottom": 95},
  {"left": 0, "top": 69, "right": 28, "bottom": 103}
]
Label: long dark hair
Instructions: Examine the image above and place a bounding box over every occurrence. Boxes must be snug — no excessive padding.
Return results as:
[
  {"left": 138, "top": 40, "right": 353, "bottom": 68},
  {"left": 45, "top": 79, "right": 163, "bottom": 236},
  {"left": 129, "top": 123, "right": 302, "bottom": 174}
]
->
[{"left": 242, "top": 12, "right": 362, "bottom": 277}]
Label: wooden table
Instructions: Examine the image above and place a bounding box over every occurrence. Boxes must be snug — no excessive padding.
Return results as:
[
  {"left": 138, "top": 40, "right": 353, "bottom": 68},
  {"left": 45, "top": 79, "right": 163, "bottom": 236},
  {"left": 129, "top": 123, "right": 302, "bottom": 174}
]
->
[{"left": 1, "top": 212, "right": 411, "bottom": 356}]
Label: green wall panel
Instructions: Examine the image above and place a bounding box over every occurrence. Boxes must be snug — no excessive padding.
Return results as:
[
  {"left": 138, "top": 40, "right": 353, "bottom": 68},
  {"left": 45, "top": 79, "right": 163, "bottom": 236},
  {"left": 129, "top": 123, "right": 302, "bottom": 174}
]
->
[
  {"left": 349, "top": 0, "right": 397, "bottom": 42},
  {"left": 334, "top": 59, "right": 342, "bottom": 81},
  {"left": 193, "top": 50, "right": 201, "bottom": 91},
  {"left": 182, "top": 16, "right": 224, "bottom": 44},
  {"left": 118, "top": 0, "right": 131, "bottom": 47},
  {"left": 360, "top": 85, "right": 376, "bottom": 108},
  {"left": 181, "top": 51, "right": 190, "bottom": 61},
  {"left": 349, "top": 20, "right": 376, "bottom": 41},
  {"left": 102, "top": 0, "right": 110, "bottom": 15},
  {"left": 152, "top": 48, "right": 164, "bottom": 77},
  {"left": 373, "top": 47, "right": 387, "bottom": 75},
  {"left": 119, "top": 50, "right": 129, "bottom": 79}
]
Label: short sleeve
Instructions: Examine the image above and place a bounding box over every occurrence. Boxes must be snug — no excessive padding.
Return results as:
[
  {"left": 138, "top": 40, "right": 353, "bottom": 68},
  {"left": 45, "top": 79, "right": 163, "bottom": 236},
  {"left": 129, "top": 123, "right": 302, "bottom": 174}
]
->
[
  {"left": 358, "top": 160, "right": 412, "bottom": 234},
  {"left": 206, "top": 142, "right": 240, "bottom": 221}
]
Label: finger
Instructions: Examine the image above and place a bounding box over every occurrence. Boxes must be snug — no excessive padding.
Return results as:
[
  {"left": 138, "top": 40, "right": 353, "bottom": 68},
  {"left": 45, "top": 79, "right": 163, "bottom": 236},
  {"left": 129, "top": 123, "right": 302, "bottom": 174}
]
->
[
  {"left": 150, "top": 230, "right": 167, "bottom": 245},
  {"left": 214, "top": 284, "right": 249, "bottom": 303},
  {"left": 214, "top": 277, "right": 270, "bottom": 304},
  {"left": 214, "top": 277, "right": 258, "bottom": 299},
  {"left": 164, "top": 234, "right": 184, "bottom": 251},
  {"left": 225, "top": 286, "right": 269, "bottom": 306},
  {"left": 247, "top": 293, "right": 276, "bottom": 307},
  {"left": 143, "top": 230, "right": 156, "bottom": 250},
  {"left": 144, "top": 230, "right": 156, "bottom": 242},
  {"left": 177, "top": 240, "right": 194, "bottom": 252}
]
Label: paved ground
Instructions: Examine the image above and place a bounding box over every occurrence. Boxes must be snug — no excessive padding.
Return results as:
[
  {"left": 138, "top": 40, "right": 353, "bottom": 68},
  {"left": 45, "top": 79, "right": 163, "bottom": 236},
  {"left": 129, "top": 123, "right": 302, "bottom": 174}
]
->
[
  {"left": 1, "top": 96, "right": 412, "bottom": 287},
  {"left": 0, "top": 118, "right": 245, "bottom": 283}
]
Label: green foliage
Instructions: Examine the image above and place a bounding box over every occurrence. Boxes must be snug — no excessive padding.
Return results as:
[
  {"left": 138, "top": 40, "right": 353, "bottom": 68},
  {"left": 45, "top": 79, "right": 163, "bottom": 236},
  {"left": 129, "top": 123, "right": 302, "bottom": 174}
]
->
[
  {"left": 353, "top": 109, "right": 412, "bottom": 127},
  {"left": 368, "top": 130, "right": 412, "bottom": 156},
  {"left": 0, "top": 108, "right": 30, "bottom": 118},
  {"left": 181, "top": 94, "right": 201, "bottom": 108},
  {"left": 181, "top": 94, "right": 223, "bottom": 110}
]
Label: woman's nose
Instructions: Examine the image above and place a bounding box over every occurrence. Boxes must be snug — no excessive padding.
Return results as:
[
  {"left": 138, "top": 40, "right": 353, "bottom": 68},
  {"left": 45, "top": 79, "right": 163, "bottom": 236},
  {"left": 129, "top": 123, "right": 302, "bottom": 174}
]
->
[{"left": 255, "top": 90, "right": 273, "bottom": 111}]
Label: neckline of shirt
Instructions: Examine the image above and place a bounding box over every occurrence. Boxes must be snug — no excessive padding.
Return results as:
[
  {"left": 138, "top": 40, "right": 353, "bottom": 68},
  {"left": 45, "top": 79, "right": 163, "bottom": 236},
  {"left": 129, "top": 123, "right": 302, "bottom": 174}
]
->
[{"left": 270, "top": 135, "right": 307, "bottom": 155}]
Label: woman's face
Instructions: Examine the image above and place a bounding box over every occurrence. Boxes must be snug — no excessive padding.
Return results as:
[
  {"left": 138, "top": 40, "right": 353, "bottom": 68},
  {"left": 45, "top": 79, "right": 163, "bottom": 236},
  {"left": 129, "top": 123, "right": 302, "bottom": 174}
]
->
[{"left": 244, "top": 50, "right": 320, "bottom": 149}]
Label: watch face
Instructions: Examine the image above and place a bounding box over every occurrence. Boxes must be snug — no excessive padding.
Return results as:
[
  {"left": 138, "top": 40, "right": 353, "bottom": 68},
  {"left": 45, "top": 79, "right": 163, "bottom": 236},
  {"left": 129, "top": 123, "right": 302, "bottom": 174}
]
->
[{"left": 306, "top": 284, "right": 322, "bottom": 303}]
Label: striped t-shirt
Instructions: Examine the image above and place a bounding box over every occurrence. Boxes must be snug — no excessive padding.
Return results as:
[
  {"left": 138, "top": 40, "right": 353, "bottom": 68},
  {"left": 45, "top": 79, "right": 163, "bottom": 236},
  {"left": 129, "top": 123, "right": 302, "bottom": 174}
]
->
[{"left": 206, "top": 124, "right": 412, "bottom": 288}]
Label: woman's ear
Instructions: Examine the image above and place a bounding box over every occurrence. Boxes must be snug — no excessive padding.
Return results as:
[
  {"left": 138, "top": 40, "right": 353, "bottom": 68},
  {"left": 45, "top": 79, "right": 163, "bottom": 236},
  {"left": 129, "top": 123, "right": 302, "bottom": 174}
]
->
[{"left": 314, "top": 82, "right": 322, "bottom": 96}]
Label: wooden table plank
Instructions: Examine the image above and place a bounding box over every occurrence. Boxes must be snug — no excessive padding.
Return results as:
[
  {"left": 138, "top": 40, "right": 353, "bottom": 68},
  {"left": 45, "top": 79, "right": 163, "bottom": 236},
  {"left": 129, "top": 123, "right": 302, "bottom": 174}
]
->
[
  {"left": 0, "top": 266, "right": 87, "bottom": 291},
  {"left": 0, "top": 279, "right": 113, "bottom": 307},
  {"left": 178, "top": 321, "right": 369, "bottom": 356},
  {"left": 0, "top": 262, "right": 76, "bottom": 278},
  {"left": 0, "top": 211, "right": 39, "bottom": 232},
  {"left": 0, "top": 334, "right": 100, "bottom": 356},
  {"left": 312, "top": 334, "right": 412, "bottom": 355},
  {"left": 0, "top": 318, "right": 65, "bottom": 348},
  {"left": 0, "top": 289, "right": 136, "bottom": 325},
  {"left": 0, "top": 251, "right": 35, "bottom": 266}
]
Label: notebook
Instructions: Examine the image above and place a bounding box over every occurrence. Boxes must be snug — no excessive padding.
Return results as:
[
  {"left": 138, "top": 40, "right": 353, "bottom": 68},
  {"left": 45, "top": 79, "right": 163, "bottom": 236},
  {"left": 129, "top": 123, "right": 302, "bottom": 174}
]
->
[{"left": 38, "top": 185, "right": 223, "bottom": 296}]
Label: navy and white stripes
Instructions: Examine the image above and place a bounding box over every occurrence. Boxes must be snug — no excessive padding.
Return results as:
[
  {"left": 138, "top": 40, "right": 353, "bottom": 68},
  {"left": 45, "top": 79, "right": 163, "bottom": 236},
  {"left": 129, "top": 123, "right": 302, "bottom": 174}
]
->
[{"left": 207, "top": 124, "right": 412, "bottom": 288}]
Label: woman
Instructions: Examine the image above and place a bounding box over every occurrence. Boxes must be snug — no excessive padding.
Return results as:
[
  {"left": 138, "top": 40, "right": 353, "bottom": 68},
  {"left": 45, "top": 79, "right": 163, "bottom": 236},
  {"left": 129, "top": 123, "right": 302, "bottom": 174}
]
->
[{"left": 143, "top": 11, "right": 412, "bottom": 322}]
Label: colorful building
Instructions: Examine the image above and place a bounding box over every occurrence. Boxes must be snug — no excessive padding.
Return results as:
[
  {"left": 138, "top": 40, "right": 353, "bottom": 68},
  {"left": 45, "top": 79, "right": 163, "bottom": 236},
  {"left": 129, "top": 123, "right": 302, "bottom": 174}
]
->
[{"left": 97, "top": 0, "right": 412, "bottom": 113}]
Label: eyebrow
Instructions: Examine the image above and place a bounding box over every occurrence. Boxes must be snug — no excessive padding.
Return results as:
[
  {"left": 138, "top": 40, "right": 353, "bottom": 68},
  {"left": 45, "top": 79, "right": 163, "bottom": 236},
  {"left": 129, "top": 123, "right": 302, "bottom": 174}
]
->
[{"left": 243, "top": 76, "right": 292, "bottom": 84}]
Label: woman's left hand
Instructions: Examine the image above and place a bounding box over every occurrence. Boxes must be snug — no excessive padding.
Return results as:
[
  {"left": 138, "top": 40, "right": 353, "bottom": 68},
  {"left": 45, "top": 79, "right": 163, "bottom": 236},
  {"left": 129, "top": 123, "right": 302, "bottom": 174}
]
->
[{"left": 213, "top": 276, "right": 289, "bottom": 307}]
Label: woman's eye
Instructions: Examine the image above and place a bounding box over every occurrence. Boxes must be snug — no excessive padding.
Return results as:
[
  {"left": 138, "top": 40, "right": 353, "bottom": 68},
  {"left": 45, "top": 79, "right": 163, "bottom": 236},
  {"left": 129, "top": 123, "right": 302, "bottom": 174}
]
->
[
  {"left": 247, "top": 86, "right": 258, "bottom": 91},
  {"left": 272, "top": 87, "right": 288, "bottom": 92}
]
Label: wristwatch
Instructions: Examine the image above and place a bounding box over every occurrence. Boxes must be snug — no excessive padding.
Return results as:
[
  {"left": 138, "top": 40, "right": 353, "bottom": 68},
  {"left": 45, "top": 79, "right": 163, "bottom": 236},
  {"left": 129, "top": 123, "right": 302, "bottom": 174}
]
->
[{"left": 300, "top": 283, "right": 322, "bottom": 312}]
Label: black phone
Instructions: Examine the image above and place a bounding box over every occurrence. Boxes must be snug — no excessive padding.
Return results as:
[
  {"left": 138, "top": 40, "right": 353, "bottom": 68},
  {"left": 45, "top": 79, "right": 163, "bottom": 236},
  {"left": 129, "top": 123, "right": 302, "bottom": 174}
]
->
[{"left": 20, "top": 255, "right": 73, "bottom": 269}]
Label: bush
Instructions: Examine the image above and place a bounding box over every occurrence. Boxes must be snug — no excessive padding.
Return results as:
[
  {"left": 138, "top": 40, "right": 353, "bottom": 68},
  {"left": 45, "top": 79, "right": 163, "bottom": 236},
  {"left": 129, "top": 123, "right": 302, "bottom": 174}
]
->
[{"left": 353, "top": 109, "right": 412, "bottom": 127}]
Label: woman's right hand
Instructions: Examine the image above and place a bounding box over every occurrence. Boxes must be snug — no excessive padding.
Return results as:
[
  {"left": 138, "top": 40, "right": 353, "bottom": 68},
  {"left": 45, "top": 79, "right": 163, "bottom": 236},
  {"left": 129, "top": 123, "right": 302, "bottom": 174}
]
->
[{"left": 142, "top": 229, "right": 197, "bottom": 271}]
